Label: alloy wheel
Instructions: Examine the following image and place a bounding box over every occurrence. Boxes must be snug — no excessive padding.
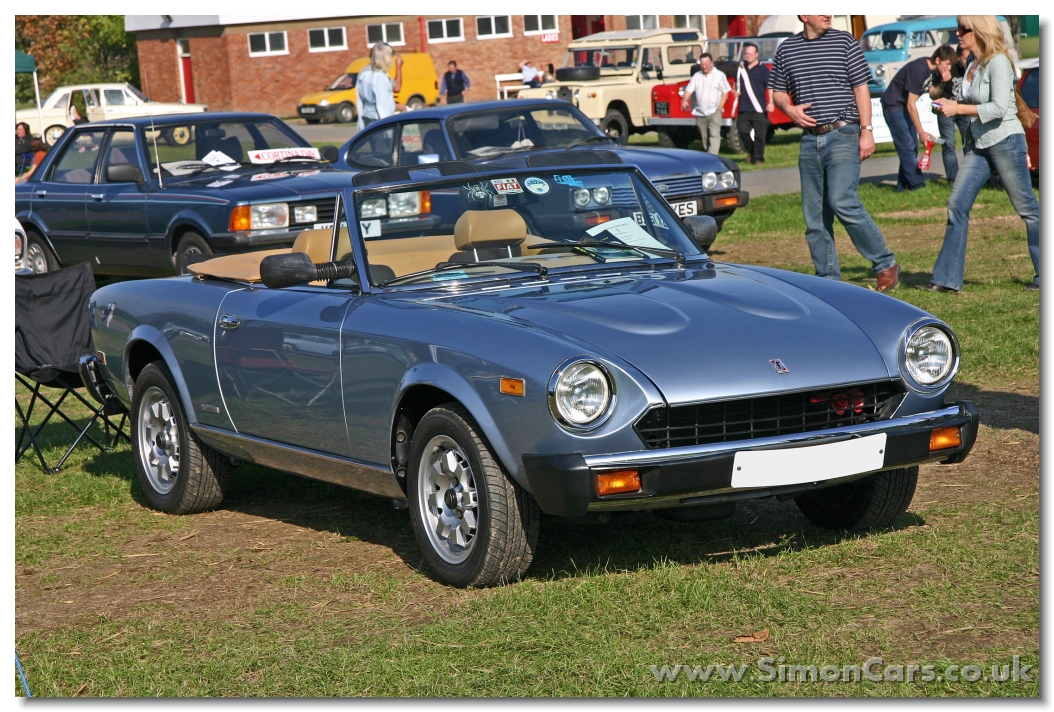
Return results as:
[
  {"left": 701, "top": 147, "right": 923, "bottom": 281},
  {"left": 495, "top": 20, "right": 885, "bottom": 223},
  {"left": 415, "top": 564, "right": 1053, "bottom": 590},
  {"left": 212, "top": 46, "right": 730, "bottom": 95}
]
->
[
  {"left": 138, "top": 386, "right": 181, "bottom": 494},
  {"left": 417, "top": 435, "right": 479, "bottom": 564}
]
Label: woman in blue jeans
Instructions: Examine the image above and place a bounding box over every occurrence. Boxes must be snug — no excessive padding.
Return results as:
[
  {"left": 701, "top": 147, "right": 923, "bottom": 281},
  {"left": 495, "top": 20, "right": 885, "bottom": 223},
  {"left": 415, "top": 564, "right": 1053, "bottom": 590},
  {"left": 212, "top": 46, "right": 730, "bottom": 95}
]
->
[{"left": 926, "top": 15, "right": 1039, "bottom": 292}]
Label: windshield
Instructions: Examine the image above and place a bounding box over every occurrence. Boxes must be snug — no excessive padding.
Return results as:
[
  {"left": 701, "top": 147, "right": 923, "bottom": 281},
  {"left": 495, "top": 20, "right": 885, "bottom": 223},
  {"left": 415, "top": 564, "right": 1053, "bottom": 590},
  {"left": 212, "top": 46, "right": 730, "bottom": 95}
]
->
[
  {"left": 327, "top": 73, "right": 357, "bottom": 91},
  {"left": 564, "top": 46, "right": 639, "bottom": 71},
  {"left": 126, "top": 84, "right": 151, "bottom": 103},
  {"left": 142, "top": 119, "right": 317, "bottom": 181},
  {"left": 447, "top": 107, "right": 605, "bottom": 158},
  {"left": 350, "top": 169, "right": 703, "bottom": 287},
  {"left": 862, "top": 31, "right": 907, "bottom": 52}
]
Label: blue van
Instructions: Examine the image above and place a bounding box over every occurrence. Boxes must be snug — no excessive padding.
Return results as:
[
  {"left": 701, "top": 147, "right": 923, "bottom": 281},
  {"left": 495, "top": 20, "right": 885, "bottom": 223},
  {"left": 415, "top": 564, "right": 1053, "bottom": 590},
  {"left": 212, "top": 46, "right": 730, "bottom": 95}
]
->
[{"left": 861, "top": 15, "right": 1016, "bottom": 94}]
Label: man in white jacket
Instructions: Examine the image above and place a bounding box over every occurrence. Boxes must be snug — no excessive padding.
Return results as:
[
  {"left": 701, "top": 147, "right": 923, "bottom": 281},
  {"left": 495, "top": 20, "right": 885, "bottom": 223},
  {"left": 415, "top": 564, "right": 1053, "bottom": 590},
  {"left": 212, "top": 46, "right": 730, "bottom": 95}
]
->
[{"left": 681, "top": 53, "right": 729, "bottom": 154}]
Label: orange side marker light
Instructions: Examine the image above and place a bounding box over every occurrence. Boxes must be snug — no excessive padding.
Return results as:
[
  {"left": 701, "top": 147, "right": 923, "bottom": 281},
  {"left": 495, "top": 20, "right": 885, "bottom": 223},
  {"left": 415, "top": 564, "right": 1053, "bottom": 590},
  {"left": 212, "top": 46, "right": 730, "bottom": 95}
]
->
[
  {"left": 499, "top": 377, "right": 525, "bottom": 397},
  {"left": 596, "top": 470, "right": 641, "bottom": 496},
  {"left": 929, "top": 426, "right": 962, "bottom": 451}
]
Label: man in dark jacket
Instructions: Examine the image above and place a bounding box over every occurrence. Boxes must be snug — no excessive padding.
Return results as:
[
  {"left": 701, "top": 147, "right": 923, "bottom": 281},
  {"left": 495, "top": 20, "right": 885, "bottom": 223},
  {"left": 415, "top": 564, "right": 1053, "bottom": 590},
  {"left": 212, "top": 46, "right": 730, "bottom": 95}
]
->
[
  {"left": 733, "top": 43, "right": 774, "bottom": 164},
  {"left": 881, "top": 45, "right": 957, "bottom": 190},
  {"left": 440, "top": 61, "right": 471, "bottom": 104}
]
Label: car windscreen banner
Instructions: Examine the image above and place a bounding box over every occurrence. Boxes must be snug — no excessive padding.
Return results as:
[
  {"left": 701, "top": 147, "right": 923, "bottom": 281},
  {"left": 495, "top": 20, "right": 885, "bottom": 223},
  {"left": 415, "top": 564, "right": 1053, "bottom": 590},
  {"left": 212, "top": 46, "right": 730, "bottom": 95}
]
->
[{"left": 248, "top": 147, "right": 321, "bottom": 164}]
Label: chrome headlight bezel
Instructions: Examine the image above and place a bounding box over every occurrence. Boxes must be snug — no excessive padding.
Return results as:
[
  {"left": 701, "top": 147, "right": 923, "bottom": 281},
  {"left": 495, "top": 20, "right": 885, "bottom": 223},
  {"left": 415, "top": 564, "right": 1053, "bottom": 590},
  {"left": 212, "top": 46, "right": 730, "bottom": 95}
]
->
[
  {"left": 898, "top": 320, "right": 959, "bottom": 392},
  {"left": 718, "top": 171, "right": 735, "bottom": 189},
  {"left": 702, "top": 172, "right": 718, "bottom": 190},
  {"left": 250, "top": 203, "right": 289, "bottom": 230},
  {"left": 548, "top": 358, "right": 617, "bottom": 431}
]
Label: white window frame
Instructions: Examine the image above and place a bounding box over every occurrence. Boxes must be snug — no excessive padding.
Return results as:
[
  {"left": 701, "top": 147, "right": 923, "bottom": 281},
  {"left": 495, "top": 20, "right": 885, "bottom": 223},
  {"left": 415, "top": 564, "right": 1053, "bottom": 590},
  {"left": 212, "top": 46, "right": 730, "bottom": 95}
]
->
[
  {"left": 672, "top": 16, "right": 704, "bottom": 32},
  {"left": 247, "top": 31, "right": 289, "bottom": 57},
  {"left": 624, "top": 15, "right": 659, "bottom": 31},
  {"left": 366, "top": 22, "right": 406, "bottom": 48},
  {"left": 426, "top": 18, "right": 465, "bottom": 44},
  {"left": 476, "top": 15, "right": 512, "bottom": 40},
  {"left": 308, "top": 26, "right": 348, "bottom": 53},
  {"left": 522, "top": 15, "right": 558, "bottom": 36}
]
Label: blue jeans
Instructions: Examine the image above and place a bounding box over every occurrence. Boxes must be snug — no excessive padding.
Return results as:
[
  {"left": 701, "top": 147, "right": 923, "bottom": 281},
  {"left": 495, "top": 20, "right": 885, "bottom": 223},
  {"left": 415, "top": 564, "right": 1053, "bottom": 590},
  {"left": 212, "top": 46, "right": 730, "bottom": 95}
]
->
[
  {"left": 936, "top": 113, "right": 959, "bottom": 182},
  {"left": 932, "top": 132, "right": 1039, "bottom": 289},
  {"left": 882, "top": 103, "right": 926, "bottom": 190},
  {"left": 799, "top": 125, "right": 896, "bottom": 280}
]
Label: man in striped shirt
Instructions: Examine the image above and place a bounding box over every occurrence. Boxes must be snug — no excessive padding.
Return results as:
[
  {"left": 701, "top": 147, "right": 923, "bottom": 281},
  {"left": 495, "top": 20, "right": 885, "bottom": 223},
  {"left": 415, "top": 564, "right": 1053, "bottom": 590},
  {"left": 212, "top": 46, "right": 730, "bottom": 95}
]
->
[{"left": 768, "top": 15, "right": 900, "bottom": 292}]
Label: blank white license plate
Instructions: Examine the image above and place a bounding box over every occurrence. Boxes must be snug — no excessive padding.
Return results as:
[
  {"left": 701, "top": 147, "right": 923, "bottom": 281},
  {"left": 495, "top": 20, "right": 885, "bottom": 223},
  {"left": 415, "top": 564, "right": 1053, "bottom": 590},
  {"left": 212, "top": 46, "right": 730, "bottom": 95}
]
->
[
  {"left": 671, "top": 200, "right": 698, "bottom": 217},
  {"left": 301, "top": 107, "right": 316, "bottom": 114},
  {"left": 731, "top": 434, "right": 887, "bottom": 488}
]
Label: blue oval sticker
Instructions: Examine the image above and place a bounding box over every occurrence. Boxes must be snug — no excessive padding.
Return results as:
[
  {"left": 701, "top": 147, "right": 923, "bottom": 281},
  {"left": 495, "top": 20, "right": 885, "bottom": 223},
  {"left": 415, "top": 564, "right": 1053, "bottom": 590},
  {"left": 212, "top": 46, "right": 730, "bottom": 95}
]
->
[{"left": 524, "top": 177, "right": 549, "bottom": 195}]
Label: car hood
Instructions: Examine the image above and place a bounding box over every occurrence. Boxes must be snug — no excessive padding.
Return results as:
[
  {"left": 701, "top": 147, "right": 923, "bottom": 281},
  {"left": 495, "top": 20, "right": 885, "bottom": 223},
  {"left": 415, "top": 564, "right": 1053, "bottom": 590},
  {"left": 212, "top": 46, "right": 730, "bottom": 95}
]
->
[
  {"left": 165, "top": 167, "right": 355, "bottom": 200},
  {"left": 426, "top": 265, "right": 892, "bottom": 404},
  {"left": 300, "top": 91, "right": 351, "bottom": 105},
  {"left": 473, "top": 145, "right": 731, "bottom": 180}
]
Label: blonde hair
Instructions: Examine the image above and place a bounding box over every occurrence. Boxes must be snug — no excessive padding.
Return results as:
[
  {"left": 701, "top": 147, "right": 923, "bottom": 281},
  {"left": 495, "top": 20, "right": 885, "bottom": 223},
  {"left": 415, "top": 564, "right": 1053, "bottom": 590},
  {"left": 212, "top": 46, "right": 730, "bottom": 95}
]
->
[
  {"left": 370, "top": 42, "right": 394, "bottom": 73},
  {"left": 957, "top": 15, "right": 1010, "bottom": 67}
]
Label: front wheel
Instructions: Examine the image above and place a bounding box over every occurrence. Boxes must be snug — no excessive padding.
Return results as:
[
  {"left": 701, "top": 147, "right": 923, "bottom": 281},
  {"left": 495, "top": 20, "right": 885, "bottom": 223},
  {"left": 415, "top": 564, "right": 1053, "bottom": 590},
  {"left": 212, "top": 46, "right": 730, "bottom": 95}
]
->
[
  {"left": 408, "top": 404, "right": 540, "bottom": 587},
  {"left": 132, "top": 362, "right": 230, "bottom": 514},
  {"left": 44, "top": 124, "right": 67, "bottom": 146},
  {"left": 335, "top": 102, "right": 355, "bottom": 124},
  {"left": 406, "top": 95, "right": 427, "bottom": 111},
  {"left": 601, "top": 110, "right": 630, "bottom": 141},
  {"left": 174, "top": 231, "right": 213, "bottom": 274},
  {"left": 795, "top": 467, "right": 918, "bottom": 531},
  {"left": 24, "top": 230, "right": 58, "bottom": 274}
]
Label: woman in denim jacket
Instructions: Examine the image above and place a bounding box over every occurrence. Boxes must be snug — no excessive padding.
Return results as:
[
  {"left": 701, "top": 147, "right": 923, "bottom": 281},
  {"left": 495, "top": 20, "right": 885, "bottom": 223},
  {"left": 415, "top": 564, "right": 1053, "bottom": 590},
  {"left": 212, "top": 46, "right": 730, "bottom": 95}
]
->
[{"left": 925, "top": 15, "right": 1039, "bottom": 292}]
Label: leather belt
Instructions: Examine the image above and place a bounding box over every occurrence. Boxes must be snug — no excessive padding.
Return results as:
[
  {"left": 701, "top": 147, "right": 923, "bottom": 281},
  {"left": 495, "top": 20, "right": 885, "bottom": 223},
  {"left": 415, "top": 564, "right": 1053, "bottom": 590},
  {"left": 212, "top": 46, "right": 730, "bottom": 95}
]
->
[{"left": 803, "top": 120, "right": 857, "bottom": 136}]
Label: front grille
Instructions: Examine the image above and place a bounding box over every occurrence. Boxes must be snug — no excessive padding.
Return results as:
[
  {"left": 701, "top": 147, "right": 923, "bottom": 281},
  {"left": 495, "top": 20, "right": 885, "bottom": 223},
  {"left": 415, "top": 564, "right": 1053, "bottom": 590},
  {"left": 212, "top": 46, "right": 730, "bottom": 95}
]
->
[
  {"left": 635, "top": 381, "right": 905, "bottom": 450},
  {"left": 653, "top": 174, "right": 701, "bottom": 198},
  {"left": 291, "top": 197, "right": 336, "bottom": 225},
  {"left": 557, "top": 87, "right": 574, "bottom": 103}
]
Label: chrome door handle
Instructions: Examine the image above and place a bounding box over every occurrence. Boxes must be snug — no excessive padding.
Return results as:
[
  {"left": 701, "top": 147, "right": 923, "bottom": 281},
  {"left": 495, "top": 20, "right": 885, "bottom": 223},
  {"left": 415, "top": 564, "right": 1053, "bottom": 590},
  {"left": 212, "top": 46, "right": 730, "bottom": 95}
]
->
[
  {"left": 34, "top": 190, "right": 46, "bottom": 197},
  {"left": 218, "top": 315, "right": 240, "bottom": 330},
  {"left": 91, "top": 194, "right": 104, "bottom": 201}
]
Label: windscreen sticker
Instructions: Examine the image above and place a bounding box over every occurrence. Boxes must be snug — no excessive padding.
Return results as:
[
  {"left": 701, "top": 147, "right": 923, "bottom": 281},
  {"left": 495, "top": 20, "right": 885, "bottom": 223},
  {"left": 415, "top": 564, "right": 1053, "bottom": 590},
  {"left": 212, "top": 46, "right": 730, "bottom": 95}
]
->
[
  {"left": 553, "top": 174, "right": 584, "bottom": 188},
  {"left": 248, "top": 147, "right": 322, "bottom": 164},
  {"left": 201, "top": 150, "right": 238, "bottom": 167},
  {"left": 586, "top": 217, "right": 668, "bottom": 250},
  {"left": 490, "top": 178, "right": 523, "bottom": 194},
  {"left": 360, "top": 220, "right": 382, "bottom": 238},
  {"left": 463, "top": 181, "right": 492, "bottom": 200},
  {"left": 432, "top": 271, "right": 468, "bottom": 282},
  {"left": 524, "top": 177, "right": 549, "bottom": 195},
  {"left": 493, "top": 195, "right": 508, "bottom": 207}
]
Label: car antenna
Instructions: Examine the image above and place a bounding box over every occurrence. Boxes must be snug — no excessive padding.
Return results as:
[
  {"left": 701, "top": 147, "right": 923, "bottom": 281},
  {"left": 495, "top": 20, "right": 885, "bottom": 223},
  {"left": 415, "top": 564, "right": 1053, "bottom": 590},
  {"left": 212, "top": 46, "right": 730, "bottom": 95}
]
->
[{"left": 148, "top": 102, "right": 163, "bottom": 189}]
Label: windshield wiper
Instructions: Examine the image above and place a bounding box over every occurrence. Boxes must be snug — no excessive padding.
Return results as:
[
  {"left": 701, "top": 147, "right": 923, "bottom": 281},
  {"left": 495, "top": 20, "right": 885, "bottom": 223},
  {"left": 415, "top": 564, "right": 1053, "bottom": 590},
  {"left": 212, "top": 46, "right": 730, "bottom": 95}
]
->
[
  {"left": 379, "top": 260, "right": 548, "bottom": 286},
  {"left": 264, "top": 156, "right": 321, "bottom": 168},
  {"left": 531, "top": 239, "right": 685, "bottom": 266},
  {"left": 566, "top": 134, "right": 615, "bottom": 150}
]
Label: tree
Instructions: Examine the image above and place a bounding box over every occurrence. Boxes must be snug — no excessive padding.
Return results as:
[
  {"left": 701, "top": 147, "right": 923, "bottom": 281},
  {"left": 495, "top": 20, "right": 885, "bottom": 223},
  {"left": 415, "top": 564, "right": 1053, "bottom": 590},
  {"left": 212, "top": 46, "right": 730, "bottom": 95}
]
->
[{"left": 15, "top": 15, "right": 139, "bottom": 105}]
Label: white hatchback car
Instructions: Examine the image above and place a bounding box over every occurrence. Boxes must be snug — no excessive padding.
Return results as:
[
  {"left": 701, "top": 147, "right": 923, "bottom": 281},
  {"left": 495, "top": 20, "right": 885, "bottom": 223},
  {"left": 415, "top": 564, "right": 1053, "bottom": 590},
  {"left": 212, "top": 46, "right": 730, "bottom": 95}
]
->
[{"left": 16, "top": 83, "right": 206, "bottom": 146}]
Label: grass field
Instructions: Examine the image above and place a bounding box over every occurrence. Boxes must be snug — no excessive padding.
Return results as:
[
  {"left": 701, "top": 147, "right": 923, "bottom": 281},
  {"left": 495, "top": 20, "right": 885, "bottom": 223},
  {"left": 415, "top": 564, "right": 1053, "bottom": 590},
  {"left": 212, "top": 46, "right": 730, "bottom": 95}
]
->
[{"left": 15, "top": 181, "right": 1038, "bottom": 697}]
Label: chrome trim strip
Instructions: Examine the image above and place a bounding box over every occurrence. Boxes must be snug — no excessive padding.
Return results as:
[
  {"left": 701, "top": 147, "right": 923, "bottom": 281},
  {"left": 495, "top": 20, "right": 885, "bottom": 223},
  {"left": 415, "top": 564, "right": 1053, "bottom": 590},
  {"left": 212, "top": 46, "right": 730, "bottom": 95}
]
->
[
  {"left": 584, "top": 405, "right": 965, "bottom": 468},
  {"left": 191, "top": 424, "right": 406, "bottom": 500}
]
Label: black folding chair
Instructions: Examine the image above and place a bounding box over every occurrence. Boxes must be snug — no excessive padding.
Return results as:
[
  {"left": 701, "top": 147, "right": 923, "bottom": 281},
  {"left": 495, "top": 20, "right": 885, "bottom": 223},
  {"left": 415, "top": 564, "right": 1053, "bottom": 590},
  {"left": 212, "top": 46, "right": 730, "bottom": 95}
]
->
[{"left": 15, "top": 262, "right": 129, "bottom": 473}]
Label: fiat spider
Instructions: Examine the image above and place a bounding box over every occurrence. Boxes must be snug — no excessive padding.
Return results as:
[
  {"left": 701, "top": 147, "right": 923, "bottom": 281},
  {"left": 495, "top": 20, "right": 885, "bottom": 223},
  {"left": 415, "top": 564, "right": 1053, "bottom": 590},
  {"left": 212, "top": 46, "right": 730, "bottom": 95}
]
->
[{"left": 88, "top": 153, "right": 978, "bottom": 587}]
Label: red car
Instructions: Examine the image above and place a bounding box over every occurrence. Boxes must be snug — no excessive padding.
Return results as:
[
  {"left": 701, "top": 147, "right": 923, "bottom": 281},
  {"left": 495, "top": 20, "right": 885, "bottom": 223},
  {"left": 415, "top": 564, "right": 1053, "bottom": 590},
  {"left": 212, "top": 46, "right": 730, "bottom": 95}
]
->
[
  {"left": 648, "top": 37, "right": 793, "bottom": 150},
  {"left": 1017, "top": 58, "right": 1038, "bottom": 174}
]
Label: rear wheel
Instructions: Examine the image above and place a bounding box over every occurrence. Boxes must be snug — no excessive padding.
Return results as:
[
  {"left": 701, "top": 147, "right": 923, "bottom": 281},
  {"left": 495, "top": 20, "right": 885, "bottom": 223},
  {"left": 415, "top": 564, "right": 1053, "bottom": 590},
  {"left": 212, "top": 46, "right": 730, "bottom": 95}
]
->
[
  {"left": 795, "top": 467, "right": 918, "bottom": 531},
  {"left": 24, "top": 230, "right": 58, "bottom": 274},
  {"left": 601, "top": 109, "right": 630, "bottom": 141},
  {"left": 406, "top": 95, "right": 427, "bottom": 111},
  {"left": 657, "top": 126, "right": 694, "bottom": 149},
  {"left": 336, "top": 102, "right": 355, "bottom": 124},
  {"left": 408, "top": 404, "right": 540, "bottom": 587},
  {"left": 44, "top": 125, "right": 67, "bottom": 146},
  {"left": 174, "top": 231, "right": 213, "bottom": 274},
  {"left": 132, "top": 362, "right": 229, "bottom": 514}
]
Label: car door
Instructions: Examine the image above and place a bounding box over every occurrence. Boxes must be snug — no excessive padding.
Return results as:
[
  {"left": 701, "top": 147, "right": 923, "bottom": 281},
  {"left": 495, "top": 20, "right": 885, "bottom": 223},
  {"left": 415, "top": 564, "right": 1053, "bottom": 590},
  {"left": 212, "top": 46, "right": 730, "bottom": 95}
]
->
[
  {"left": 84, "top": 89, "right": 105, "bottom": 122},
  {"left": 214, "top": 284, "right": 355, "bottom": 457},
  {"left": 85, "top": 128, "right": 154, "bottom": 274},
  {"left": 345, "top": 124, "right": 399, "bottom": 169},
  {"left": 31, "top": 127, "right": 108, "bottom": 265}
]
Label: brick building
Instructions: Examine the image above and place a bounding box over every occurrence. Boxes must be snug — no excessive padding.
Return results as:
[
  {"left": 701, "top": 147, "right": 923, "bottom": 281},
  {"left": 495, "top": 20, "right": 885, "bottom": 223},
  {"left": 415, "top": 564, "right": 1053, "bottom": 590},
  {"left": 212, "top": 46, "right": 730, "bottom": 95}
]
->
[{"left": 126, "top": 15, "right": 771, "bottom": 118}]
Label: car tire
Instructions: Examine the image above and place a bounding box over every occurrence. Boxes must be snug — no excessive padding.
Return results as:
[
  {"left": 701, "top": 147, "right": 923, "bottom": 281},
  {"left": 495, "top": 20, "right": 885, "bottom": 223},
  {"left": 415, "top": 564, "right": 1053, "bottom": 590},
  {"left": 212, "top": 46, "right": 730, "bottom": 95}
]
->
[
  {"left": 555, "top": 66, "right": 601, "bottom": 82},
  {"left": 657, "top": 126, "right": 694, "bottom": 149},
  {"left": 44, "top": 125, "right": 67, "bottom": 147},
  {"left": 132, "top": 362, "right": 230, "bottom": 515},
  {"left": 795, "top": 467, "right": 919, "bottom": 531},
  {"left": 336, "top": 103, "right": 355, "bottom": 124},
  {"left": 305, "top": 118, "right": 321, "bottom": 125},
  {"left": 174, "top": 231, "right": 213, "bottom": 274},
  {"left": 722, "top": 126, "right": 744, "bottom": 154},
  {"left": 406, "top": 95, "right": 427, "bottom": 111},
  {"left": 163, "top": 126, "right": 193, "bottom": 146},
  {"left": 408, "top": 404, "right": 540, "bottom": 587},
  {"left": 654, "top": 501, "right": 736, "bottom": 522},
  {"left": 601, "top": 110, "right": 630, "bottom": 141},
  {"left": 24, "top": 229, "right": 59, "bottom": 274}
]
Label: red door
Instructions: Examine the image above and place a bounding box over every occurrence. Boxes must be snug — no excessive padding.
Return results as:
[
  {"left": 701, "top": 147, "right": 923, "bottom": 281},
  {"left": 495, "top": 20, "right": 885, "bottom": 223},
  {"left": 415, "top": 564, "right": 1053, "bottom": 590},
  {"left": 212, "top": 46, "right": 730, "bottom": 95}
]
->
[{"left": 181, "top": 56, "right": 195, "bottom": 104}]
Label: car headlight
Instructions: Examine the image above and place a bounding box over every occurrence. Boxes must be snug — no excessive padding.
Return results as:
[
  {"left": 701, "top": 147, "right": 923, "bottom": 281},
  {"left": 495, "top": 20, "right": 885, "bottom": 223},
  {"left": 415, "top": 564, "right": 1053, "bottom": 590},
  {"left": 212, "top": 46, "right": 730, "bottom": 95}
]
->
[
  {"left": 591, "top": 186, "right": 611, "bottom": 205},
  {"left": 546, "top": 90, "right": 556, "bottom": 99},
  {"left": 388, "top": 191, "right": 422, "bottom": 218},
  {"left": 250, "top": 203, "right": 289, "bottom": 229},
  {"left": 548, "top": 359, "right": 615, "bottom": 428},
  {"left": 702, "top": 172, "right": 718, "bottom": 190},
  {"left": 573, "top": 188, "right": 592, "bottom": 207},
  {"left": 360, "top": 198, "right": 387, "bottom": 218},
  {"left": 875, "top": 64, "right": 885, "bottom": 78},
  {"left": 902, "top": 324, "right": 958, "bottom": 387},
  {"left": 293, "top": 205, "right": 317, "bottom": 224},
  {"left": 574, "top": 89, "right": 581, "bottom": 102},
  {"left": 319, "top": 99, "right": 330, "bottom": 107},
  {"left": 718, "top": 171, "right": 735, "bottom": 189}
]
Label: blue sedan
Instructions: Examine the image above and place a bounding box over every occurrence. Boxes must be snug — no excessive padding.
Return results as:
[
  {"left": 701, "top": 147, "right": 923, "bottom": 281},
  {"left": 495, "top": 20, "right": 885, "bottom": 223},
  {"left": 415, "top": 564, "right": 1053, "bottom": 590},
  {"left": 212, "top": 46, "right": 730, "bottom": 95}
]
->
[
  {"left": 87, "top": 155, "right": 977, "bottom": 587},
  {"left": 15, "top": 112, "right": 355, "bottom": 277},
  {"left": 333, "top": 99, "right": 748, "bottom": 229}
]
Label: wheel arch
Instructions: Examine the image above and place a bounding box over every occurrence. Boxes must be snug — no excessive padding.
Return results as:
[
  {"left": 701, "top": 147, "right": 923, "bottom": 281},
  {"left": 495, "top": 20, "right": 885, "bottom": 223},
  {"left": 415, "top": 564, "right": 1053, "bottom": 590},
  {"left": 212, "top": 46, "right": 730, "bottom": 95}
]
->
[
  {"left": 125, "top": 325, "right": 199, "bottom": 426},
  {"left": 170, "top": 221, "right": 213, "bottom": 256},
  {"left": 604, "top": 100, "right": 633, "bottom": 128},
  {"left": 20, "top": 220, "right": 63, "bottom": 268}
]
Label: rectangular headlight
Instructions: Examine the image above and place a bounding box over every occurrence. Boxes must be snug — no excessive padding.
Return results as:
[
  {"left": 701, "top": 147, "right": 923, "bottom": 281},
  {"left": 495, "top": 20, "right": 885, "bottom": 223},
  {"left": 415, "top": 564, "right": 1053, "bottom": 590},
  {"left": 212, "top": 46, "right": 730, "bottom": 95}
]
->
[
  {"left": 250, "top": 203, "right": 289, "bottom": 229},
  {"left": 388, "top": 191, "right": 421, "bottom": 218},
  {"left": 360, "top": 198, "right": 387, "bottom": 218},
  {"left": 292, "top": 205, "right": 317, "bottom": 224}
]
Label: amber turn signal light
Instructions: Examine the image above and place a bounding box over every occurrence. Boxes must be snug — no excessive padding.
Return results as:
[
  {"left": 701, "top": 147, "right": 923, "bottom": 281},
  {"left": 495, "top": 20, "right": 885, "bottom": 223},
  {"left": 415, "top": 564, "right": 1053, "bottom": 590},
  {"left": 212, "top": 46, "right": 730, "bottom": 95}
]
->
[
  {"left": 715, "top": 196, "right": 740, "bottom": 207},
  {"left": 929, "top": 426, "right": 962, "bottom": 451},
  {"left": 499, "top": 377, "right": 525, "bottom": 397},
  {"left": 229, "top": 205, "right": 252, "bottom": 232},
  {"left": 596, "top": 470, "right": 641, "bottom": 496}
]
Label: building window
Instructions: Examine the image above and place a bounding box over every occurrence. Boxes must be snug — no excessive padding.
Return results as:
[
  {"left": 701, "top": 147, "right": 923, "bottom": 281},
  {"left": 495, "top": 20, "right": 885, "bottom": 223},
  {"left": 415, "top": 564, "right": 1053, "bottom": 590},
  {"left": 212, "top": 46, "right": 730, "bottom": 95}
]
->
[
  {"left": 523, "top": 15, "right": 558, "bottom": 35},
  {"left": 427, "top": 18, "right": 464, "bottom": 43},
  {"left": 673, "top": 16, "right": 704, "bottom": 32},
  {"left": 625, "top": 15, "right": 658, "bottom": 31},
  {"left": 308, "top": 26, "right": 347, "bottom": 52},
  {"left": 248, "top": 31, "right": 288, "bottom": 57},
  {"left": 367, "top": 22, "right": 405, "bottom": 47},
  {"left": 476, "top": 16, "right": 512, "bottom": 39}
]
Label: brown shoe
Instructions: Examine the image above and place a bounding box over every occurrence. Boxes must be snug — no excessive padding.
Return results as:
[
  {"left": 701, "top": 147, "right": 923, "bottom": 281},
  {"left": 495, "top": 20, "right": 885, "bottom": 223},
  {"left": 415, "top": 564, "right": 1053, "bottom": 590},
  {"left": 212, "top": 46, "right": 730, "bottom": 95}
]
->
[{"left": 876, "top": 263, "right": 900, "bottom": 292}]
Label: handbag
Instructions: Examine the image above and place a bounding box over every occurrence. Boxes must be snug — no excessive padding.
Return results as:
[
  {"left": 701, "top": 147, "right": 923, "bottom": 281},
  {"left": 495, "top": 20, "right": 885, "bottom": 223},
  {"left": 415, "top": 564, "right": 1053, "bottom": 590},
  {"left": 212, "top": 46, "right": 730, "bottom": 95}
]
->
[{"left": 1015, "top": 87, "right": 1037, "bottom": 130}]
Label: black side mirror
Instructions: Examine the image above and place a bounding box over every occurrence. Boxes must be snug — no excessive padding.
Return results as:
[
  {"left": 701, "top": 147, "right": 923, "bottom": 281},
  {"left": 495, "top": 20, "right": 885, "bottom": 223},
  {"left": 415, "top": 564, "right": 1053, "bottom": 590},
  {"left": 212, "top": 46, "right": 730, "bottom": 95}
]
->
[
  {"left": 683, "top": 215, "right": 718, "bottom": 253},
  {"left": 260, "top": 252, "right": 356, "bottom": 289},
  {"left": 656, "top": 68, "right": 664, "bottom": 81},
  {"left": 105, "top": 163, "right": 144, "bottom": 183},
  {"left": 319, "top": 145, "right": 339, "bottom": 163}
]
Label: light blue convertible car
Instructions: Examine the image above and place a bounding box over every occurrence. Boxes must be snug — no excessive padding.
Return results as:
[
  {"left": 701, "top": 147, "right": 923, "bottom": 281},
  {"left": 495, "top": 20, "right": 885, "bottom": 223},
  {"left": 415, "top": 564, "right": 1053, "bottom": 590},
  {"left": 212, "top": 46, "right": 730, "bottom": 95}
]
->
[{"left": 88, "top": 152, "right": 978, "bottom": 587}]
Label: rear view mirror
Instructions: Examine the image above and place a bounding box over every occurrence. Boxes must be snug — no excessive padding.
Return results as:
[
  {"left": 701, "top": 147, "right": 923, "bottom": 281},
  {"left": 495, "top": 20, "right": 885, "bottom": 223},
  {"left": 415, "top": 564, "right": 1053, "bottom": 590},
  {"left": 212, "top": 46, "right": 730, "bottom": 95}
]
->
[
  {"left": 105, "top": 163, "right": 144, "bottom": 183},
  {"left": 260, "top": 252, "right": 356, "bottom": 289},
  {"left": 319, "top": 145, "right": 339, "bottom": 162},
  {"left": 683, "top": 215, "right": 718, "bottom": 253}
]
